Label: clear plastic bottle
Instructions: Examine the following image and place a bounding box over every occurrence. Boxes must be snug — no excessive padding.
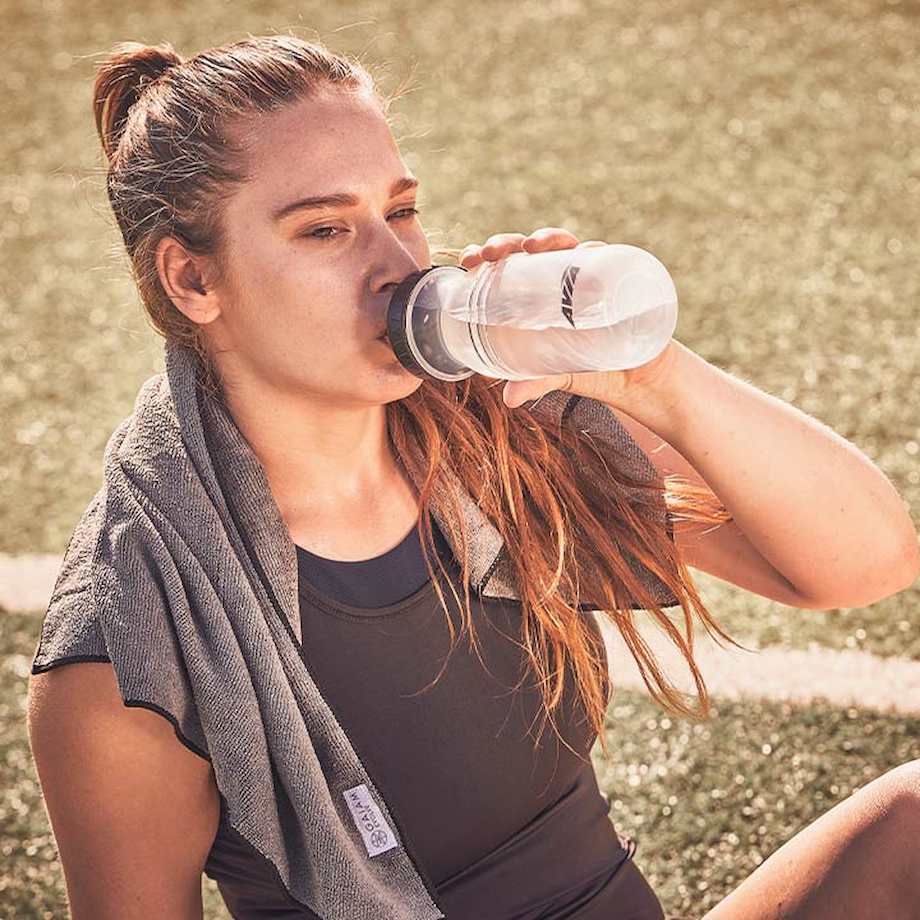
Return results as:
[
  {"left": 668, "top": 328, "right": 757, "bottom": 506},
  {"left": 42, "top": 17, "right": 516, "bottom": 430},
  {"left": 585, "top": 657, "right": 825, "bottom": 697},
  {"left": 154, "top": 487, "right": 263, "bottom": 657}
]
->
[{"left": 385, "top": 243, "right": 678, "bottom": 382}]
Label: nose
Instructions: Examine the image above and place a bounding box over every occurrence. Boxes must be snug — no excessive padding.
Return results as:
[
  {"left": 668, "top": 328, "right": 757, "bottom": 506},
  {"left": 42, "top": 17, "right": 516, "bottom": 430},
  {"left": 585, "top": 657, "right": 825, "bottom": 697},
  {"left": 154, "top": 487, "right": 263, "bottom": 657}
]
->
[
  {"left": 373, "top": 260, "right": 428, "bottom": 300},
  {"left": 369, "top": 224, "right": 429, "bottom": 297}
]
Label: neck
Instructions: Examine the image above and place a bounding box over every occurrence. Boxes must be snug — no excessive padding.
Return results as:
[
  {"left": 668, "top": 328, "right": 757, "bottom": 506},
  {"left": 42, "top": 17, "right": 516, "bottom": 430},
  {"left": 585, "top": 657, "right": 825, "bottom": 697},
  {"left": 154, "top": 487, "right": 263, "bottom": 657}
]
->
[{"left": 217, "top": 372, "right": 414, "bottom": 520}]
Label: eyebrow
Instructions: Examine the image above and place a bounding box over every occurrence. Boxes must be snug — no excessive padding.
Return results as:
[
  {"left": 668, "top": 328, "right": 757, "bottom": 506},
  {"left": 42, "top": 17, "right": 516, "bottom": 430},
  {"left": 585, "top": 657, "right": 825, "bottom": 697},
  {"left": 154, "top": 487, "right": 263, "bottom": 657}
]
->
[{"left": 272, "top": 176, "right": 420, "bottom": 223}]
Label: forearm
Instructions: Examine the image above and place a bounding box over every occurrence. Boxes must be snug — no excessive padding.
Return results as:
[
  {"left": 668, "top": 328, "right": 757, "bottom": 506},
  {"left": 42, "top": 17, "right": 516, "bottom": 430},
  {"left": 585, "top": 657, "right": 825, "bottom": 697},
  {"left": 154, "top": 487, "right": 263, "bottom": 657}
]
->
[{"left": 610, "top": 339, "right": 920, "bottom": 605}]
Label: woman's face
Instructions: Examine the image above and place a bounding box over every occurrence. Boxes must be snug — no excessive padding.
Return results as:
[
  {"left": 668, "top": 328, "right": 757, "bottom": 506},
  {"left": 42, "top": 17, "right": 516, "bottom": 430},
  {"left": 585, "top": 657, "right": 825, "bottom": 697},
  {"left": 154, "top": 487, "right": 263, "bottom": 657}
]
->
[{"left": 207, "top": 89, "right": 430, "bottom": 404}]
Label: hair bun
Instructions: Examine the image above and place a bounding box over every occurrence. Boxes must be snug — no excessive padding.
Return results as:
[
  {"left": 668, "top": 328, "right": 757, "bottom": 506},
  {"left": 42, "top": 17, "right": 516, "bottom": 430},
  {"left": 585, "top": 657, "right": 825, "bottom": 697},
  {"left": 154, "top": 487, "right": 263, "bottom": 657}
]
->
[{"left": 93, "top": 41, "right": 183, "bottom": 163}]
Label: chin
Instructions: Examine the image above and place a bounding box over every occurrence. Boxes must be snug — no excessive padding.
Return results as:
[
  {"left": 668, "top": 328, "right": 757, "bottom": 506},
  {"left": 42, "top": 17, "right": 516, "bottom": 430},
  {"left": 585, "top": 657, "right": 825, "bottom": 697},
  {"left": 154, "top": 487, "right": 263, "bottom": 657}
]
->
[{"left": 374, "top": 366, "right": 425, "bottom": 402}]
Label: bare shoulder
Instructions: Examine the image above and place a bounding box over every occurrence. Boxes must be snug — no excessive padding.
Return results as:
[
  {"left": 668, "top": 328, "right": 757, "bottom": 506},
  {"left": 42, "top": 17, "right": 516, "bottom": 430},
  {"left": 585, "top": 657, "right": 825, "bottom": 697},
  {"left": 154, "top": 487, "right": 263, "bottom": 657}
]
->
[
  {"left": 28, "top": 661, "right": 220, "bottom": 919},
  {"left": 29, "top": 660, "right": 213, "bottom": 770}
]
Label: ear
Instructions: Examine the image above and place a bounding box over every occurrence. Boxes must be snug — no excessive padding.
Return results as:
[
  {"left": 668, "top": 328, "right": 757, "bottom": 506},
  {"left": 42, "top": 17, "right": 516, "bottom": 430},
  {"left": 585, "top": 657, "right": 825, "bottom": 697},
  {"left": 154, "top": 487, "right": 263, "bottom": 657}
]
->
[{"left": 155, "top": 236, "right": 221, "bottom": 326}]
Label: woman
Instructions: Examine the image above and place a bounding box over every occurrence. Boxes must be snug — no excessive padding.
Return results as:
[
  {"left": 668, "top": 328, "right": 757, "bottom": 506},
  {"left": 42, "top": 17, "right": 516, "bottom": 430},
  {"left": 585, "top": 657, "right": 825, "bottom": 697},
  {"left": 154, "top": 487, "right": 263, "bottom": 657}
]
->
[{"left": 26, "top": 34, "right": 919, "bottom": 920}]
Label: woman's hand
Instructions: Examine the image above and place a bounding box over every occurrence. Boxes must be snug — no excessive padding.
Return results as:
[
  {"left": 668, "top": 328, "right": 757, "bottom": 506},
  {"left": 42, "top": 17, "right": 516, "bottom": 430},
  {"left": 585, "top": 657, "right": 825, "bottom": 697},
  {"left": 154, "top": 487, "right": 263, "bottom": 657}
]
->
[{"left": 458, "top": 227, "right": 678, "bottom": 410}]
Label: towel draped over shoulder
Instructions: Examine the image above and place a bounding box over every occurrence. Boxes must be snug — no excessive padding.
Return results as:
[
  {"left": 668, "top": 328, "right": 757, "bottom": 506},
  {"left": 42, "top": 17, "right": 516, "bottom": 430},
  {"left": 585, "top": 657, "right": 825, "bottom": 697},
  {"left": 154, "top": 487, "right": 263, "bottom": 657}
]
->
[{"left": 32, "top": 340, "right": 678, "bottom": 920}]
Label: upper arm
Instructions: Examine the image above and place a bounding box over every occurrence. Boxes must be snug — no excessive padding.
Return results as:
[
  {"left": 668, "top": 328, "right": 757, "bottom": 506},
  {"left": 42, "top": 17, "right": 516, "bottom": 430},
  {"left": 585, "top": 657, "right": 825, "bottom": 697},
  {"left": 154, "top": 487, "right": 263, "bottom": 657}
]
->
[
  {"left": 27, "top": 661, "right": 220, "bottom": 920},
  {"left": 607, "top": 406, "right": 822, "bottom": 610}
]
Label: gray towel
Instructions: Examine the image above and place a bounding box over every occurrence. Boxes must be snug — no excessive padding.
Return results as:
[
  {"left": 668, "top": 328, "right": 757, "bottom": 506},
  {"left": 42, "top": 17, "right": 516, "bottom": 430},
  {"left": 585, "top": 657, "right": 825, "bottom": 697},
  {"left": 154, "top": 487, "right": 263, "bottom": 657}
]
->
[{"left": 31, "top": 340, "right": 677, "bottom": 919}]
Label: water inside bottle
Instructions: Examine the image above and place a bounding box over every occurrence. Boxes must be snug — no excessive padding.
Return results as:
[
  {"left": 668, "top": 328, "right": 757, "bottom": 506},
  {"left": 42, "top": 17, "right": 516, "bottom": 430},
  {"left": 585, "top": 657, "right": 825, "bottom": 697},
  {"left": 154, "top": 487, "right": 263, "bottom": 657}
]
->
[
  {"left": 440, "top": 254, "right": 671, "bottom": 331},
  {"left": 438, "top": 300, "right": 678, "bottom": 380}
]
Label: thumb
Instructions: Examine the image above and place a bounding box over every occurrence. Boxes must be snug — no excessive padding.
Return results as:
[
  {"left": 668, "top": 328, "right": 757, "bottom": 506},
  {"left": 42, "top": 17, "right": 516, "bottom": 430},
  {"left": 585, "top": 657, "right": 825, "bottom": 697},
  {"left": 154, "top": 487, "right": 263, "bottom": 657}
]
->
[{"left": 502, "top": 374, "right": 573, "bottom": 408}]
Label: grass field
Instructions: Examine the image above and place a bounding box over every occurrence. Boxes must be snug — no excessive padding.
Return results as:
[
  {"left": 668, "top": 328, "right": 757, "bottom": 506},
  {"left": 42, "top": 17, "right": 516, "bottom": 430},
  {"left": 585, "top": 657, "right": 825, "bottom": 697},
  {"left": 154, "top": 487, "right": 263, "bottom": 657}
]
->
[
  {"left": 4, "top": 0, "right": 918, "bottom": 656},
  {"left": 3, "top": 0, "right": 919, "bottom": 916}
]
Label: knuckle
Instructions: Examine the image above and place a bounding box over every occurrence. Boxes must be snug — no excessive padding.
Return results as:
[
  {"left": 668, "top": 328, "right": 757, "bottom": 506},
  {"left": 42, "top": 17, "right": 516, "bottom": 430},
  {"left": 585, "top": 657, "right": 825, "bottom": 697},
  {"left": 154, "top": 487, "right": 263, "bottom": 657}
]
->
[
  {"left": 855, "top": 759, "right": 920, "bottom": 839},
  {"left": 458, "top": 246, "right": 481, "bottom": 267},
  {"left": 889, "top": 759, "right": 920, "bottom": 806},
  {"left": 531, "top": 227, "right": 578, "bottom": 241},
  {"left": 484, "top": 232, "right": 526, "bottom": 249}
]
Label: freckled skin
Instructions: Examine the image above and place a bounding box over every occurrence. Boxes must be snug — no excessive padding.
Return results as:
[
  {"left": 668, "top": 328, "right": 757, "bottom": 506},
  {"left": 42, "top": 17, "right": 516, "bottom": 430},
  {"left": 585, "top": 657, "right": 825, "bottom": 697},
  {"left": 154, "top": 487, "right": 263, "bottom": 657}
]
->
[
  {"left": 204, "top": 91, "right": 431, "bottom": 409},
  {"left": 158, "top": 89, "right": 430, "bottom": 520}
]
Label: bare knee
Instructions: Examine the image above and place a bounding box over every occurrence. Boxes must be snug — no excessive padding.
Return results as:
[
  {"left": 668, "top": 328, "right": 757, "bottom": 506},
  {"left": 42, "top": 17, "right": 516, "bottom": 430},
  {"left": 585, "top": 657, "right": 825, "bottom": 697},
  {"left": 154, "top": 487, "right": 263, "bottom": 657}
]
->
[
  {"left": 700, "top": 759, "right": 920, "bottom": 920},
  {"left": 856, "top": 759, "right": 920, "bottom": 911},
  {"left": 875, "top": 759, "right": 920, "bottom": 847}
]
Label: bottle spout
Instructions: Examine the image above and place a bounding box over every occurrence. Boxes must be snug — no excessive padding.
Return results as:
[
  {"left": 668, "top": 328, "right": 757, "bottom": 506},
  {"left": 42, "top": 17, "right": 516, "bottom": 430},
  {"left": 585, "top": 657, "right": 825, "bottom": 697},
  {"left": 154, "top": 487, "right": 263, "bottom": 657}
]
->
[{"left": 386, "top": 266, "right": 476, "bottom": 381}]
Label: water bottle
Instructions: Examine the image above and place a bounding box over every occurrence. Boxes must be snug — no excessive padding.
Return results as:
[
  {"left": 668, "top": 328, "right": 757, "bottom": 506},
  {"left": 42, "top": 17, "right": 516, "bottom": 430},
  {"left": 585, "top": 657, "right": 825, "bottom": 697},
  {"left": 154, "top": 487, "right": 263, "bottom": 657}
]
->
[{"left": 384, "top": 243, "right": 678, "bottom": 382}]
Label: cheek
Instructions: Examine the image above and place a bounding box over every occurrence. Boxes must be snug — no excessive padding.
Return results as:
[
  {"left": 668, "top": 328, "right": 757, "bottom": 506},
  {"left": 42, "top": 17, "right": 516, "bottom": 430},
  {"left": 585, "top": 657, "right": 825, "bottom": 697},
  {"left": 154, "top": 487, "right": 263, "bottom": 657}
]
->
[{"left": 233, "top": 244, "right": 405, "bottom": 357}]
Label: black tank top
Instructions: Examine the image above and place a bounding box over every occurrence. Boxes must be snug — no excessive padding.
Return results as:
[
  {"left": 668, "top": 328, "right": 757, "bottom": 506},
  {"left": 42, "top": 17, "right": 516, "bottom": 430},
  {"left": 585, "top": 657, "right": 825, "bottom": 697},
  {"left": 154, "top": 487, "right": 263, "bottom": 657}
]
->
[{"left": 203, "top": 512, "right": 665, "bottom": 919}]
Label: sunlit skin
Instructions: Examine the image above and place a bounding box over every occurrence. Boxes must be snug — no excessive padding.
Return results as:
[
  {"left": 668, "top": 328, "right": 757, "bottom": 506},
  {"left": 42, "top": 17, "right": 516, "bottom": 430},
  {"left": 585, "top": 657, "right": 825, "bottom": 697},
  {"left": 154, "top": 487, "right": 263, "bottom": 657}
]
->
[
  {"left": 156, "top": 89, "right": 432, "bottom": 530},
  {"left": 154, "top": 87, "right": 600, "bottom": 537}
]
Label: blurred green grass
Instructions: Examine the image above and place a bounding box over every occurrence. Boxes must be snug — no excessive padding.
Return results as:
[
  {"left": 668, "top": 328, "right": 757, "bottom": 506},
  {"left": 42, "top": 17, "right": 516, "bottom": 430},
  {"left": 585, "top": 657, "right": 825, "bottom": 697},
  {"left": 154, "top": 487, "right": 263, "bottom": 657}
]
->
[
  {"left": 2, "top": 1, "right": 918, "bottom": 659},
  {"left": 594, "top": 689, "right": 920, "bottom": 916},
  {"left": 5, "top": 610, "right": 919, "bottom": 918},
  {"left": 4, "top": 0, "right": 918, "bottom": 660},
  {"left": 3, "top": 6, "right": 920, "bottom": 915}
]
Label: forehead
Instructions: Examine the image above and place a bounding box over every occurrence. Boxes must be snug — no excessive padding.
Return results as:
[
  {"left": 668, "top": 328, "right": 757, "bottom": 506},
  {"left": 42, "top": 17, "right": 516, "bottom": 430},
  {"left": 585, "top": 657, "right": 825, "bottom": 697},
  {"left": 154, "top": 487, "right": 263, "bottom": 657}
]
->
[{"left": 238, "top": 91, "right": 404, "bottom": 194}]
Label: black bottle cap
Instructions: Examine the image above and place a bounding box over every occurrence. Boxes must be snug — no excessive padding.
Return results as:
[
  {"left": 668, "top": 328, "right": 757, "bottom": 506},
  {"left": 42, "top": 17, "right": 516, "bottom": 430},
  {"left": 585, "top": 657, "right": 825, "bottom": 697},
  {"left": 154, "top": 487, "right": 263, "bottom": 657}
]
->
[{"left": 386, "top": 265, "right": 474, "bottom": 381}]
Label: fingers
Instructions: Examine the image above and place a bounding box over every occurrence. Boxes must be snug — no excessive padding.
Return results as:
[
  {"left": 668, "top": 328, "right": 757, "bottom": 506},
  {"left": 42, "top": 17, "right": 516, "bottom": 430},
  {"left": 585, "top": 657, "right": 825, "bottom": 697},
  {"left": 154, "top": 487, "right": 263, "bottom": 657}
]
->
[
  {"left": 459, "top": 227, "right": 589, "bottom": 271},
  {"left": 521, "top": 227, "right": 580, "bottom": 251},
  {"left": 459, "top": 232, "right": 527, "bottom": 270},
  {"left": 458, "top": 245, "right": 483, "bottom": 270}
]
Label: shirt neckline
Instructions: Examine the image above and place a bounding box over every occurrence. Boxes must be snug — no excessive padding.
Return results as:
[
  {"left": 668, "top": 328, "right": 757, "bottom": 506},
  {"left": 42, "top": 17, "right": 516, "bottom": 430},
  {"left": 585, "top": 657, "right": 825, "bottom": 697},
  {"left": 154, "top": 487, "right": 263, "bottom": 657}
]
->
[
  {"left": 295, "top": 513, "right": 460, "bottom": 619},
  {"left": 295, "top": 514, "right": 420, "bottom": 566},
  {"left": 295, "top": 566, "right": 442, "bottom": 619}
]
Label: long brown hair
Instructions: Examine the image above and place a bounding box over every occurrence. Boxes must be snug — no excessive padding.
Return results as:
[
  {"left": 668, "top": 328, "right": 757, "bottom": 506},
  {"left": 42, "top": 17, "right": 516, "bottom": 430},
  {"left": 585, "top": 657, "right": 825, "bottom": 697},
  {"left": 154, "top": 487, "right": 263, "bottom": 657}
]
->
[{"left": 92, "top": 32, "right": 745, "bottom": 765}]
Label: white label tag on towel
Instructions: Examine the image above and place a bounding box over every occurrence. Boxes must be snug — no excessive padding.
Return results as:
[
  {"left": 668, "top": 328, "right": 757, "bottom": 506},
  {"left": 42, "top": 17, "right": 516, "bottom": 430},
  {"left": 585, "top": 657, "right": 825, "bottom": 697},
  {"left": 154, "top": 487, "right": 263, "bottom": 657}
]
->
[{"left": 343, "top": 783, "right": 399, "bottom": 857}]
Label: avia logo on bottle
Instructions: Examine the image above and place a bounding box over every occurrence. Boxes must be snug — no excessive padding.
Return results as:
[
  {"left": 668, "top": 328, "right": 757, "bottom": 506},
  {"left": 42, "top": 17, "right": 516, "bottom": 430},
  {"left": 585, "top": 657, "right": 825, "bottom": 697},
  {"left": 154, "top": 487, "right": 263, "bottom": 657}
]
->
[
  {"left": 561, "top": 264, "right": 580, "bottom": 328},
  {"left": 343, "top": 783, "right": 399, "bottom": 857}
]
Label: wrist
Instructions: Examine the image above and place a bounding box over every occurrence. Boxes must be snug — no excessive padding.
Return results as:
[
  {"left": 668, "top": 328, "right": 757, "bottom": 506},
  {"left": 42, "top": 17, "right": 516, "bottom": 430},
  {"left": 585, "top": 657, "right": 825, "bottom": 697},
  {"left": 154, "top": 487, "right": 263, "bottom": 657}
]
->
[{"left": 605, "top": 338, "right": 694, "bottom": 438}]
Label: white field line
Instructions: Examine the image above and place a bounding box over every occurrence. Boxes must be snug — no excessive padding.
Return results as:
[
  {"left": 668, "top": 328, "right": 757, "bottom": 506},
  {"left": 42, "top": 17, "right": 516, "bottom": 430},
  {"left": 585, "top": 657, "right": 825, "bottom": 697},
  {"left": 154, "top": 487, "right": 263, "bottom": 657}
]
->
[
  {"left": 593, "top": 614, "right": 919, "bottom": 717},
  {"left": 3, "top": 553, "right": 917, "bottom": 716},
  {"left": 1, "top": 554, "right": 64, "bottom": 614}
]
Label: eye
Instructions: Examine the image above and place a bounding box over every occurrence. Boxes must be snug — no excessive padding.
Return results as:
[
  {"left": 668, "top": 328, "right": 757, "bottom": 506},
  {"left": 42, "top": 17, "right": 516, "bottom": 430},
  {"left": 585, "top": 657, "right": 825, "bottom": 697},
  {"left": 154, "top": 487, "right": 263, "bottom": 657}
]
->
[
  {"left": 391, "top": 206, "right": 421, "bottom": 222},
  {"left": 301, "top": 207, "right": 422, "bottom": 241}
]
